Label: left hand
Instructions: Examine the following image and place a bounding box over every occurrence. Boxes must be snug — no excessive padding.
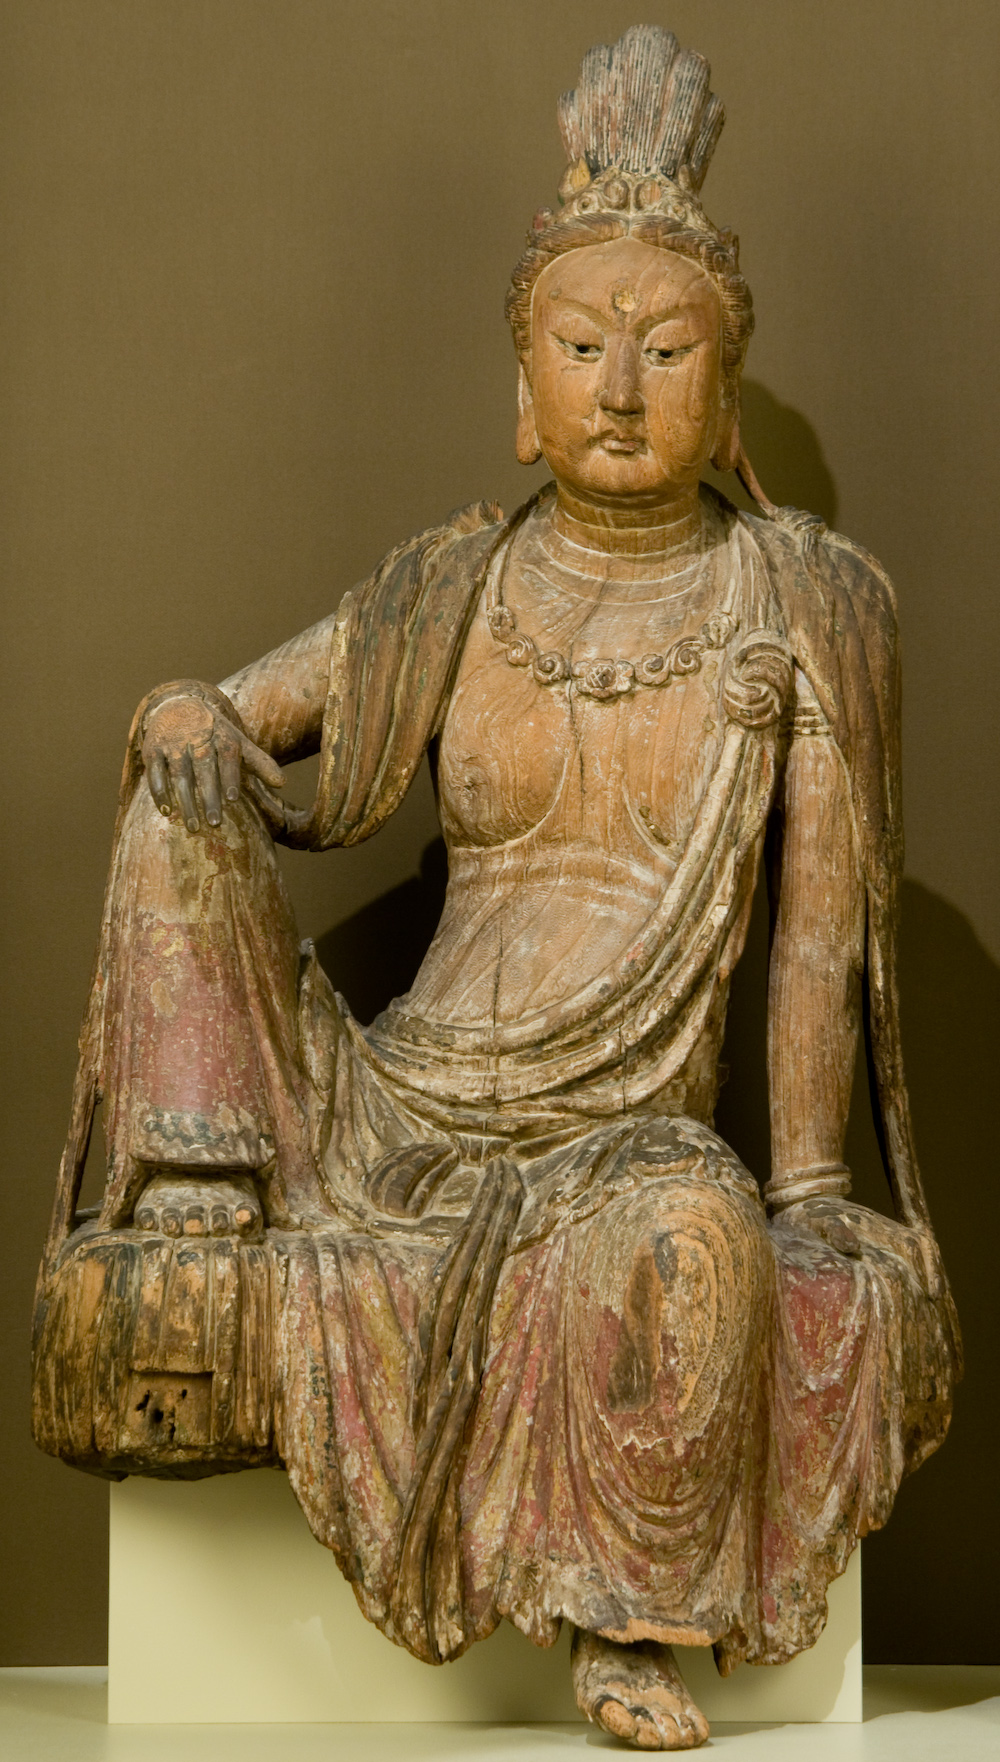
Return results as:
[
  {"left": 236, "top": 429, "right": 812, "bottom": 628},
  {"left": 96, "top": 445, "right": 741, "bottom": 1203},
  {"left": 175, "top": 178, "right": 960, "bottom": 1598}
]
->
[{"left": 773, "top": 1194, "right": 863, "bottom": 1257}]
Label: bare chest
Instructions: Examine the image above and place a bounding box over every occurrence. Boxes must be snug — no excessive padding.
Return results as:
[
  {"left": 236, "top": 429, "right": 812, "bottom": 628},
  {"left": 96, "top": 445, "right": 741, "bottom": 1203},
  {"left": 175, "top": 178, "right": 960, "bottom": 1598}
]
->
[{"left": 438, "top": 568, "right": 730, "bottom": 860}]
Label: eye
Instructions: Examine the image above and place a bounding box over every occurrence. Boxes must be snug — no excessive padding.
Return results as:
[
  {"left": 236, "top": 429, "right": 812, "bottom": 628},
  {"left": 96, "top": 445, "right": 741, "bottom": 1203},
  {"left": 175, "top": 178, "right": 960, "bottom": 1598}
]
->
[
  {"left": 557, "top": 335, "right": 603, "bottom": 361},
  {"left": 643, "top": 340, "right": 696, "bottom": 366}
]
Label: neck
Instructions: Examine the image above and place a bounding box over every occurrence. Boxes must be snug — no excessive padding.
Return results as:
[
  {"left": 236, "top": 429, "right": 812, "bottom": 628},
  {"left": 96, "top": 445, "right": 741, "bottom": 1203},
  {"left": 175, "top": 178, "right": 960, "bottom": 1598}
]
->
[{"left": 552, "top": 484, "right": 704, "bottom": 557}]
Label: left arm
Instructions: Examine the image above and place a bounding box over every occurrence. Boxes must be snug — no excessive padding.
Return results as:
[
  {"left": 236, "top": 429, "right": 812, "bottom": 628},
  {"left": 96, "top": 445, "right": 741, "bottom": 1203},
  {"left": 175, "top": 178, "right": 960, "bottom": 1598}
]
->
[{"left": 766, "top": 671, "right": 866, "bottom": 1219}]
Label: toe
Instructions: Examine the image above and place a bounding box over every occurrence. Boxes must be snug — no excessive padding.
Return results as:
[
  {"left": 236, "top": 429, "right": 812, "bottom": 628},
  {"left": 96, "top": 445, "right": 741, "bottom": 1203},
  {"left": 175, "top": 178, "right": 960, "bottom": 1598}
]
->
[
  {"left": 183, "top": 1202, "right": 208, "bottom": 1236},
  {"left": 233, "top": 1198, "right": 261, "bottom": 1235},
  {"left": 595, "top": 1696, "right": 637, "bottom": 1741},
  {"left": 648, "top": 1708, "right": 707, "bottom": 1751},
  {"left": 634, "top": 1715, "right": 664, "bottom": 1748},
  {"left": 135, "top": 1205, "right": 155, "bottom": 1231},
  {"left": 210, "top": 1203, "right": 230, "bottom": 1235},
  {"left": 161, "top": 1207, "right": 182, "bottom": 1237},
  {"left": 687, "top": 1706, "right": 709, "bottom": 1745}
]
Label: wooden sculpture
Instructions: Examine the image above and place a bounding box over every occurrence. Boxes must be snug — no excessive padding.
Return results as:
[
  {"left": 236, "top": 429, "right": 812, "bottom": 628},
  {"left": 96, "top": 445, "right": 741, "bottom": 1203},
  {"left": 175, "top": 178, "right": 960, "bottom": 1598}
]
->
[{"left": 32, "top": 26, "right": 959, "bottom": 1750}]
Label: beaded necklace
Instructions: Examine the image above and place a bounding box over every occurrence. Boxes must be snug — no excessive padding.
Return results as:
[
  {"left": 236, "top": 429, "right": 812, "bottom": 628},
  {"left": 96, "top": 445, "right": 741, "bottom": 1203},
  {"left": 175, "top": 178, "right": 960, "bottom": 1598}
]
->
[{"left": 484, "top": 520, "right": 740, "bottom": 703}]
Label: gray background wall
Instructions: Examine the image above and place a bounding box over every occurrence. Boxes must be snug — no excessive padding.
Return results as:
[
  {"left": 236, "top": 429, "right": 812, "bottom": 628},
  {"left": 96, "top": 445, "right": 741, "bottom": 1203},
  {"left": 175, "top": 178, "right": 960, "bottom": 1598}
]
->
[{"left": 2, "top": 0, "right": 997, "bottom": 1666}]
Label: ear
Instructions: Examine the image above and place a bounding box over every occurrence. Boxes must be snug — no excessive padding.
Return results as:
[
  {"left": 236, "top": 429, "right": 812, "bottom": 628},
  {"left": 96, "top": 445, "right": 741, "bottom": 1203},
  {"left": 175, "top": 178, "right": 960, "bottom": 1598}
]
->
[
  {"left": 515, "top": 364, "right": 542, "bottom": 465},
  {"left": 710, "top": 390, "right": 740, "bottom": 474}
]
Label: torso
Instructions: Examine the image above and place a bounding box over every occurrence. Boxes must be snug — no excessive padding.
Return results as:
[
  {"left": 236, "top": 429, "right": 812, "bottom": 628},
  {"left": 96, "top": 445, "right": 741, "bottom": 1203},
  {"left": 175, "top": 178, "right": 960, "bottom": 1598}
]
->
[{"left": 405, "top": 493, "right": 742, "bottom": 1028}]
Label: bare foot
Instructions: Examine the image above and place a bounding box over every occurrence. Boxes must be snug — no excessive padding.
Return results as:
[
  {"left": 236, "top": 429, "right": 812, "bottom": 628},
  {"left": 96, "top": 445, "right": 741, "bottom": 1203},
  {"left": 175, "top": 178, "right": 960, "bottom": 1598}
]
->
[
  {"left": 133, "top": 1172, "right": 263, "bottom": 1240},
  {"left": 571, "top": 1629, "right": 709, "bottom": 1751}
]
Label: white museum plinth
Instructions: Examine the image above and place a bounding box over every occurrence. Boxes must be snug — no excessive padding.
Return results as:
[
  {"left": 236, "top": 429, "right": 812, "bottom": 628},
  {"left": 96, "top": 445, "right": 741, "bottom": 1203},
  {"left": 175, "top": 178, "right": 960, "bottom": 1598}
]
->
[{"left": 108, "top": 1470, "right": 861, "bottom": 1725}]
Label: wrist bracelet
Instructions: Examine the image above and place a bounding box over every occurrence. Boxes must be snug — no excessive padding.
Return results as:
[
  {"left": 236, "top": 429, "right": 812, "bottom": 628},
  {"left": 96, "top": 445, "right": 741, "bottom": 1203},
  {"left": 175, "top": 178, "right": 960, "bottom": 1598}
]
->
[{"left": 764, "top": 1163, "right": 851, "bottom": 1211}]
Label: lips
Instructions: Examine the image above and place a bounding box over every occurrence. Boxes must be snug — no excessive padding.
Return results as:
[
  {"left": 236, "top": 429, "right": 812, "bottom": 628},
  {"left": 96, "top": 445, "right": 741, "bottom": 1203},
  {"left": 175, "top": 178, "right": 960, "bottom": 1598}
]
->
[{"left": 593, "top": 432, "right": 646, "bottom": 454}]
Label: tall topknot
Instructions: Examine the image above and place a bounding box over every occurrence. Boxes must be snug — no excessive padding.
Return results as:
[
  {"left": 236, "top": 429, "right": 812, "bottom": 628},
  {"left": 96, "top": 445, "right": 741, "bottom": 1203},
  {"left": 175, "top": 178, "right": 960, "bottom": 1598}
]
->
[{"left": 556, "top": 25, "right": 724, "bottom": 193}]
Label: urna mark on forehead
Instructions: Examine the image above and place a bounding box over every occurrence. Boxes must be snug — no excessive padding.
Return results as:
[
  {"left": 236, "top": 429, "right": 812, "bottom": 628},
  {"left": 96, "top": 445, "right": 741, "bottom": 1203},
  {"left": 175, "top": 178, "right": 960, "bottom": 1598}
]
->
[{"left": 536, "top": 239, "right": 720, "bottom": 329}]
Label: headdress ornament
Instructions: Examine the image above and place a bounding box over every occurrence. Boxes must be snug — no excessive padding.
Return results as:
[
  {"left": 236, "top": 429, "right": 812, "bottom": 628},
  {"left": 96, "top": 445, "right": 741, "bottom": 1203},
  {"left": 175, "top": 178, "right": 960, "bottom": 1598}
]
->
[{"left": 553, "top": 25, "right": 724, "bottom": 229}]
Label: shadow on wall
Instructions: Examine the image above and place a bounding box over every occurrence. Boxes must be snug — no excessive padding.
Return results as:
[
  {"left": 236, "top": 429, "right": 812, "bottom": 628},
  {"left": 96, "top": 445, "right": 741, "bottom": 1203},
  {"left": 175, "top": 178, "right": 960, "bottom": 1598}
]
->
[
  {"left": 705, "top": 378, "right": 839, "bottom": 526},
  {"left": 852, "top": 881, "right": 1000, "bottom": 1665},
  {"left": 316, "top": 838, "right": 450, "bottom": 1024},
  {"left": 316, "top": 869, "right": 999, "bottom": 1665}
]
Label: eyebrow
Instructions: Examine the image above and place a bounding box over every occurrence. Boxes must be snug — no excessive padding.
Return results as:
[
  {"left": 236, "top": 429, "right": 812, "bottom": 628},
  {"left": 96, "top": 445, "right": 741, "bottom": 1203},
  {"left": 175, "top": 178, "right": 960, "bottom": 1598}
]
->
[{"left": 546, "top": 296, "right": 704, "bottom": 336}]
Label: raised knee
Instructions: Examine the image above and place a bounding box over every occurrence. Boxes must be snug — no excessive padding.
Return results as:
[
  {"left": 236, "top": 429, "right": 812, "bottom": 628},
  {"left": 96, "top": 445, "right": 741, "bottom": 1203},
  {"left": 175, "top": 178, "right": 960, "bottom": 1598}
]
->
[
  {"left": 119, "top": 782, "right": 281, "bottom": 921},
  {"left": 125, "top": 776, "right": 272, "bottom": 855}
]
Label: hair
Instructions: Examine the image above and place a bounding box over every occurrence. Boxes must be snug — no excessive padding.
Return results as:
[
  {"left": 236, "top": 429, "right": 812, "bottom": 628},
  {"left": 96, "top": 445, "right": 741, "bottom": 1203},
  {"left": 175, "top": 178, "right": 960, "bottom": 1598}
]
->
[{"left": 505, "top": 208, "right": 754, "bottom": 397}]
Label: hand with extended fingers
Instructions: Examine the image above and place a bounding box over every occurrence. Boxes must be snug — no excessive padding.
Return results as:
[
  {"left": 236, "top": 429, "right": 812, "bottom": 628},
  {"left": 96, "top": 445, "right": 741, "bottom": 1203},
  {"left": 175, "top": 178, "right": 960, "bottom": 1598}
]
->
[{"left": 140, "top": 684, "right": 283, "bottom": 831}]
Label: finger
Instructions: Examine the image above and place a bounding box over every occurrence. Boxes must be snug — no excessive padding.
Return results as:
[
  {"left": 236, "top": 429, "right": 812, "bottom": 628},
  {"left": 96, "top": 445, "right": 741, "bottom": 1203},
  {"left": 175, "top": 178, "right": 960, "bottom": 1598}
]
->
[
  {"left": 218, "top": 734, "right": 242, "bottom": 803},
  {"left": 192, "top": 746, "right": 223, "bottom": 827},
  {"left": 822, "top": 1217, "right": 862, "bottom": 1258},
  {"left": 146, "top": 750, "right": 172, "bottom": 815},
  {"left": 169, "top": 747, "right": 200, "bottom": 831},
  {"left": 239, "top": 734, "right": 284, "bottom": 791}
]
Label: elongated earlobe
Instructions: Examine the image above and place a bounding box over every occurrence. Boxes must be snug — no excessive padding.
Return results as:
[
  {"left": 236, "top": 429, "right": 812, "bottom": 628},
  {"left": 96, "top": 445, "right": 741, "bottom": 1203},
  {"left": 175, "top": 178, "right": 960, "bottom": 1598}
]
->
[
  {"left": 710, "top": 398, "right": 740, "bottom": 474},
  {"left": 515, "top": 365, "right": 542, "bottom": 464}
]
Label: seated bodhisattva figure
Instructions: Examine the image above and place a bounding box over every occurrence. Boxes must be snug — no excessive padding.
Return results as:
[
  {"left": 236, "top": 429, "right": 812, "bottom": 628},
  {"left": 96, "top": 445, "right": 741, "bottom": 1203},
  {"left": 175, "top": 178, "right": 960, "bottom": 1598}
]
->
[{"left": 33, "top": 26, "right": 959, "bottom": 1751}]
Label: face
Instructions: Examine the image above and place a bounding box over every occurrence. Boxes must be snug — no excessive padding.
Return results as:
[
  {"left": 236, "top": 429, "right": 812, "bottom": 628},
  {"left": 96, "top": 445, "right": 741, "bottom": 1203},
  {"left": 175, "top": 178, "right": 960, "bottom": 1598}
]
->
[{"left": 524, "top": 237, "right": 733, "bottom": 511}]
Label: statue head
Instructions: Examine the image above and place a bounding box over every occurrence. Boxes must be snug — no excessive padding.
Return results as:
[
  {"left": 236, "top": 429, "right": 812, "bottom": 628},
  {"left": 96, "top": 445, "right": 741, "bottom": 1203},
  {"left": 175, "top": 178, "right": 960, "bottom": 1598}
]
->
[{"left": 506, "top": 27, "right": 754, "bottom": 511}]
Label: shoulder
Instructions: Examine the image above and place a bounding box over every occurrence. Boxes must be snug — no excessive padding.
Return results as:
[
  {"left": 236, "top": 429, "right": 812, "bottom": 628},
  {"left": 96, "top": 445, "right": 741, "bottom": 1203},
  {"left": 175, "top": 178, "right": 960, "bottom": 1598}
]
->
[
  {"left": 701, "top": 490, "right": 904, "bottom": 879},
  {"left": 406, "top": 498, "right": 506, "bottom": 568},
  {"left": 367, "top": 498, "right": 504, "bottom": 583},
  {"left": 341, "top": 499, "right": 505, "bottom": 630},
  {"left": 709, "top": 487, "right": 903, "bottom": 750},
  {"left": 429, "top": 499, "right": 507, "bottom": 577},
  {"left": 734, "top": 498, "right": 899, "bottom": 643}
]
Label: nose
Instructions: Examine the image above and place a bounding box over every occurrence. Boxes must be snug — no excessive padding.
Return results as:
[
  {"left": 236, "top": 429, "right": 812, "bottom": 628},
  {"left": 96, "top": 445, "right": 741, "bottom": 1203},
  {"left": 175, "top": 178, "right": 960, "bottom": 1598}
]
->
[{"left": 598, "top": 335, "right": 643, "bottom": 416}]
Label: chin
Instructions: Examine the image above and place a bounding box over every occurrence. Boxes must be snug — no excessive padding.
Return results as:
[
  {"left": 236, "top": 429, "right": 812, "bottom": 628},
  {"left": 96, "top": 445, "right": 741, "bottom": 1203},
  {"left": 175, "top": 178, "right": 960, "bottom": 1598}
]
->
[
  {"left": 542, "top": 440, "right": 642, "bottom": 493},
  {"left": 573, "top": 465, "right": 671, "bottom": 504}
]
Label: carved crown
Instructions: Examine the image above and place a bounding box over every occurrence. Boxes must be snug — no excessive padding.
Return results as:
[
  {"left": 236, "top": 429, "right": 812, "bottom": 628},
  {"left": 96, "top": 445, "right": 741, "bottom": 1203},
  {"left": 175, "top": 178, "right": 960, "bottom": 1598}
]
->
[{"left": 553, "top": 25, "right": 725, "bottom": 228}]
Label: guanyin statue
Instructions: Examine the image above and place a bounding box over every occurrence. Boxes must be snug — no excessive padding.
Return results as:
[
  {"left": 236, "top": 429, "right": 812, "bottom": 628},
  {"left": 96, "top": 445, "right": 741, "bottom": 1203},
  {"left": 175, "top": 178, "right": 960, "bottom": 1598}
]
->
[{"left": 33, "top": 26, "right": 958, "bottom": 1750}]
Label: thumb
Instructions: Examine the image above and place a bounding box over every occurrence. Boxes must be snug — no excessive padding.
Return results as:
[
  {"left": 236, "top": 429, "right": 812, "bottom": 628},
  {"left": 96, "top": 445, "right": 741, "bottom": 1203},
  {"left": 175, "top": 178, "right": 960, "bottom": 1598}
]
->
[{"left": 239, "top": 732, "right": 284, "bottom": 790}]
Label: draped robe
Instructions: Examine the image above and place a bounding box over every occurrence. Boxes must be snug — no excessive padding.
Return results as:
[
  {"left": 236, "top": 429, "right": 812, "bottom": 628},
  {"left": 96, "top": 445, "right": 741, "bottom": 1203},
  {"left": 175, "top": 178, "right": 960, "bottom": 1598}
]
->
[{"left": 34, "top": 488, "right": 959, "bottom": 1673}]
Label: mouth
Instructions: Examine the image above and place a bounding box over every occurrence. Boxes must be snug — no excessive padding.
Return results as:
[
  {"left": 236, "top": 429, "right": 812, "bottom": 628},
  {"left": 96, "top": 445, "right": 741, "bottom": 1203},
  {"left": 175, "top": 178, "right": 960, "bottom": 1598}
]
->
[{"left": 593, "top": 432, "right": 646, "bottom": 456}]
